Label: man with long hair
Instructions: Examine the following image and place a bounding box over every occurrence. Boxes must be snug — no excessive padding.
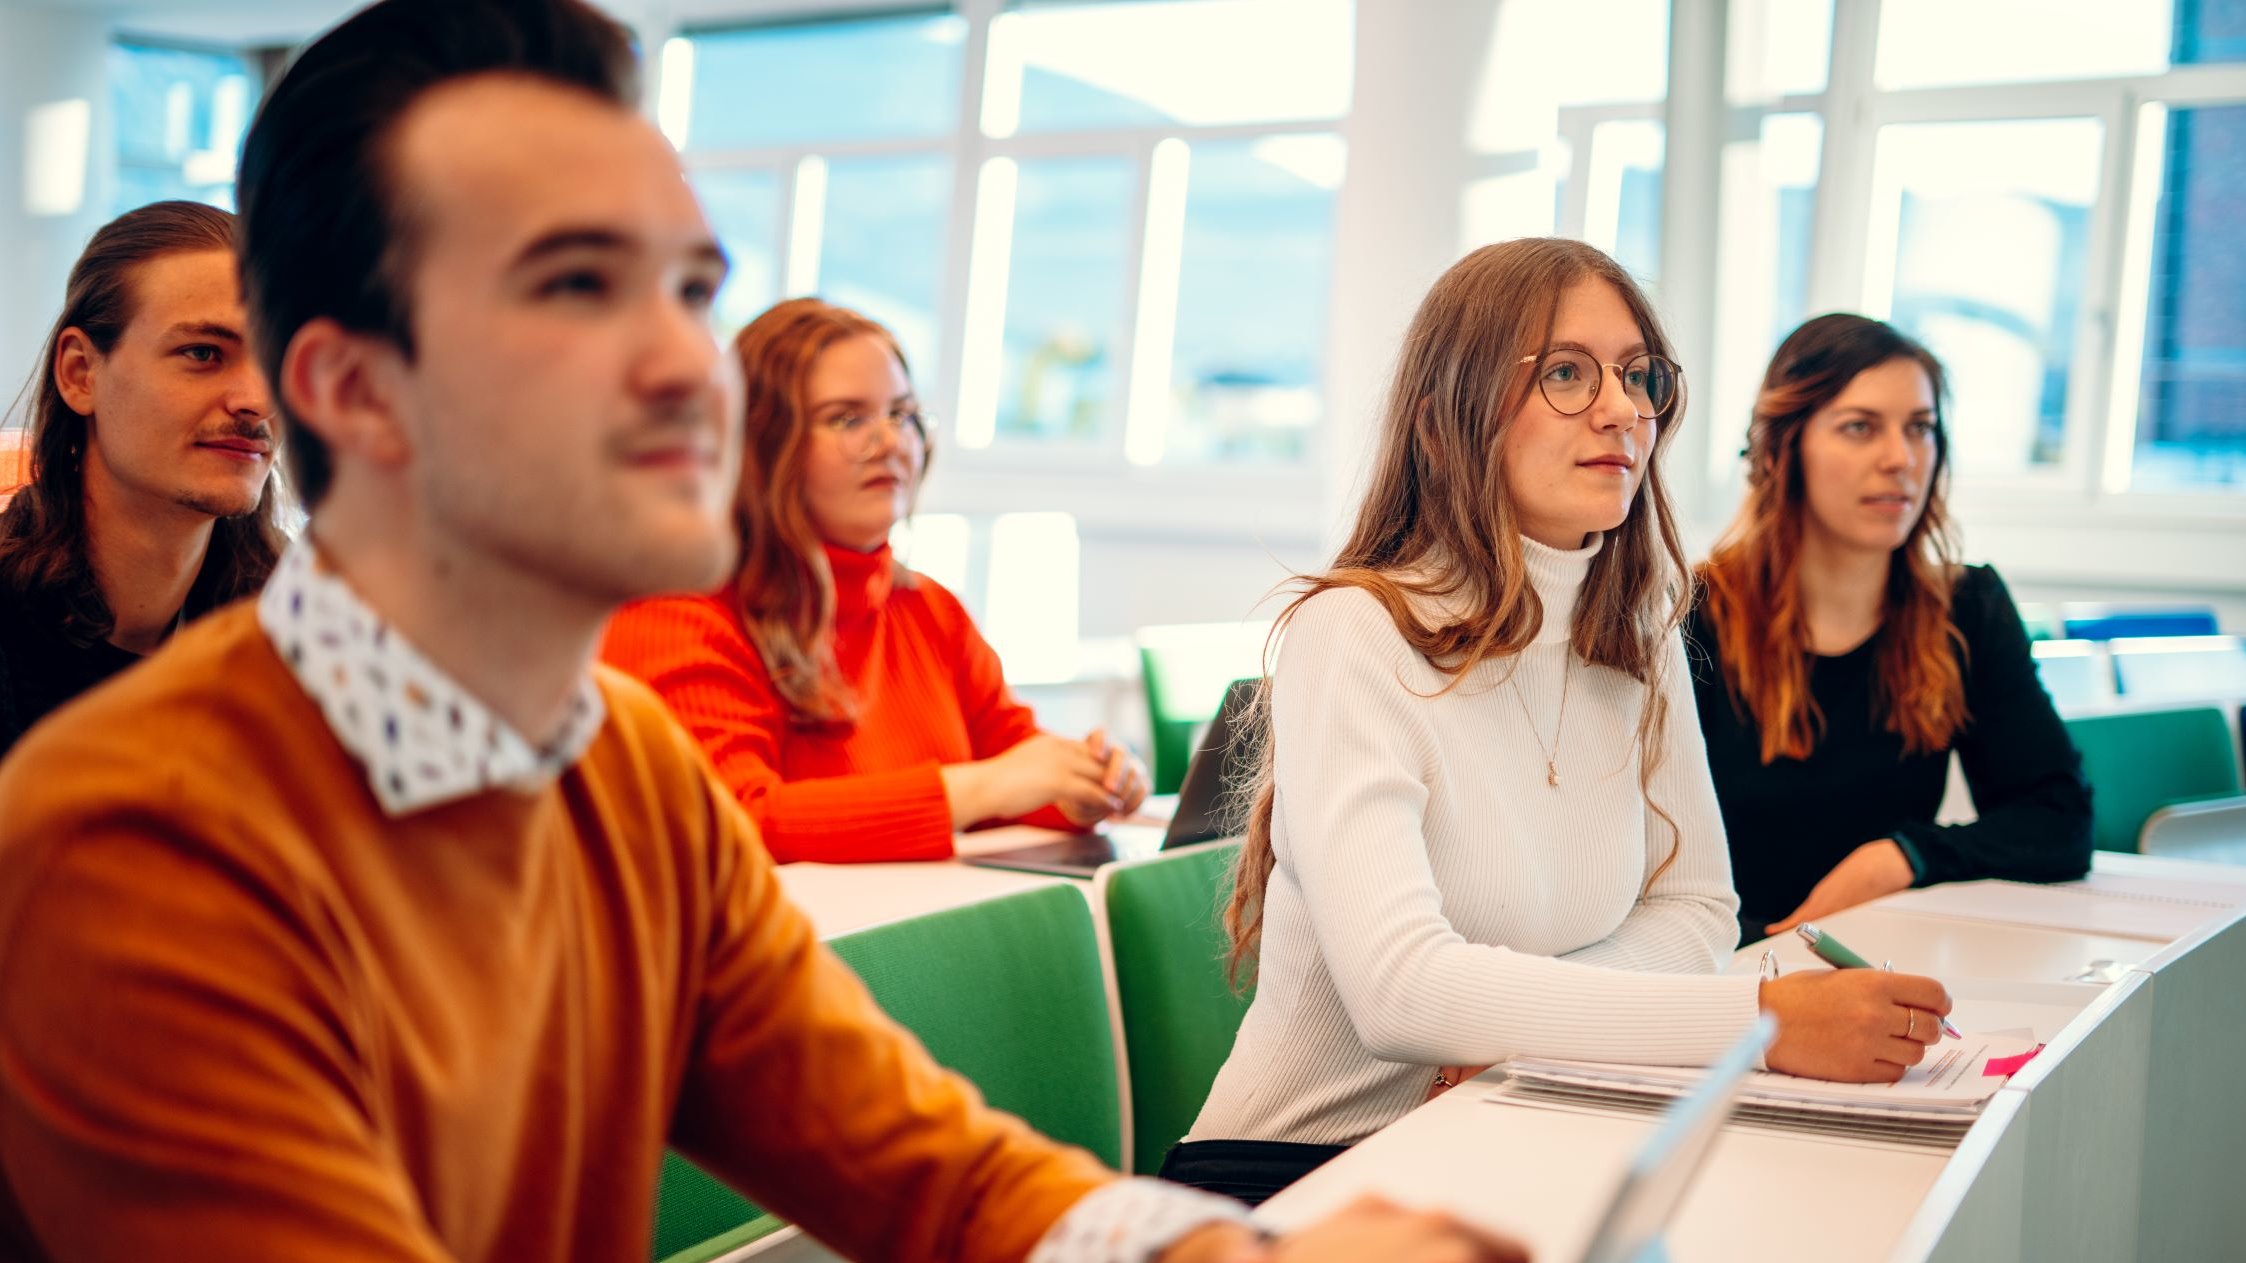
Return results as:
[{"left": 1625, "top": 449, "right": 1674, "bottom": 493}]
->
[
  {"left": 0, "top": 3, "right": 1518, "bottom": 1262},
  {"left": 0, "top": 200, "right": 283, "bottom": 753}
]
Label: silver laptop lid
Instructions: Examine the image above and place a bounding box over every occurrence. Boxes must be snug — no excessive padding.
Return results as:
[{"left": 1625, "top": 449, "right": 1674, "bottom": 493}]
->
[{"left": 1577, "top": 1014, "right": 1776, "bottom": 1263}]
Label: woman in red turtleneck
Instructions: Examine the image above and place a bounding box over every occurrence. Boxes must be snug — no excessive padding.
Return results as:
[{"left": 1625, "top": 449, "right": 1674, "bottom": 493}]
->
[{"left": 603, "top": 298, "right": 1147, "bottom": 863}]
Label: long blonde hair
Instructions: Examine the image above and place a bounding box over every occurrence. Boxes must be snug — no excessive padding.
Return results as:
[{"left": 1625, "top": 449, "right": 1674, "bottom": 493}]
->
[{"left": 1222, "top": 238, "right": 1693, "bottom": 984}]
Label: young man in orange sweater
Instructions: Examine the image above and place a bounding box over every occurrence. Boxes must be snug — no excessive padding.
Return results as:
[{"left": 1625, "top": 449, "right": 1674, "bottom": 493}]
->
[{"left": 0, "top": 3, "right": 1522, "bottom": 1262}]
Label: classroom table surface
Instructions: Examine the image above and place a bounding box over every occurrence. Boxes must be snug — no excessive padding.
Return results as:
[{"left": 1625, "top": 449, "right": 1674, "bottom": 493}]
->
[
  {"left": 1258, "top": 1077, "right": 1954, "bottom": 1263},
  {"left": 774, "top": 806, "right": 1182, "bottom": 938},
  {"left": 1259, "top": 853, "right": 2246, "bottom": 1262}
]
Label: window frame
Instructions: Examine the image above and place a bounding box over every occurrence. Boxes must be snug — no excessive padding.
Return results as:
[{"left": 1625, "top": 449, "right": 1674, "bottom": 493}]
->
[
  {"left": 108, "top": 35, "right": 265, "bottom": 215},
  {"left": 1795, "top": 1, "right": 2246, "bottom": 519},
  {"left": 664, "top": 0, "right": 1353, "bottom": 534}
]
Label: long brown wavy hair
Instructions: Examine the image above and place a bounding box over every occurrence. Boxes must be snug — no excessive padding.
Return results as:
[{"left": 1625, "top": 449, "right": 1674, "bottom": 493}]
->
[
  {"left": 1221, "top": 238, "right": 1694, "bottom": 983},
  {"left": 1696, "top": 313, "right": 1963, "bottom": 765},
  {"left": 0, "top": 200, "right": 284, "bottom": 645},
  {"left": 728, "top": 298, "right": 926, "bottom": 726}
]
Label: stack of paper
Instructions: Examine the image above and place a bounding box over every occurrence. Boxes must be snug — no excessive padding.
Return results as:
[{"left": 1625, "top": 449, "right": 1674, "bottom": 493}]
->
[{"left": 1493, "top": 1031, "right": 2038, "bottom": 1149}]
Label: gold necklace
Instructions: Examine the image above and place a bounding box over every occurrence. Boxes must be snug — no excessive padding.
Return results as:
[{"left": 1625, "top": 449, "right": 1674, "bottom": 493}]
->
[{"left": 1508, "top": 651, "right": 1574, "bottom": 788}]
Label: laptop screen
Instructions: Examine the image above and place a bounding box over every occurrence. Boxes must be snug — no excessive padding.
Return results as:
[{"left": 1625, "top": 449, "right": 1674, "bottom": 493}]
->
[{"left": 1163, "top": 677, "right": 1261, "bottom": 849}]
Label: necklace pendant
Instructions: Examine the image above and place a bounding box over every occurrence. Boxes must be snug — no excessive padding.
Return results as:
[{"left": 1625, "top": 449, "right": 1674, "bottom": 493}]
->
[{"left": 1546, "top": 761, "right": 1560, "bottom": 789}]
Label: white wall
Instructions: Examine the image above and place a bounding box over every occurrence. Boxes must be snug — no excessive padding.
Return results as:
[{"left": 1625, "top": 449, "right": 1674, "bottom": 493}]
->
[{"left": 0, "top": 5, "right": 113, "bottom": 411}]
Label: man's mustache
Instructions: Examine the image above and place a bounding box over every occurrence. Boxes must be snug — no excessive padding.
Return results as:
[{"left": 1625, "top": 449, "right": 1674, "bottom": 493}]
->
[{"left": 198, "top": 416, "right": 276, "bottom": 445}]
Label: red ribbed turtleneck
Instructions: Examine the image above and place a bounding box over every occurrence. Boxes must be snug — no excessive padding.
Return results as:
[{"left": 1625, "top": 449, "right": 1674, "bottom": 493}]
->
[{"left": 601, "top": 543, "right": 1065, "bottom": 863}]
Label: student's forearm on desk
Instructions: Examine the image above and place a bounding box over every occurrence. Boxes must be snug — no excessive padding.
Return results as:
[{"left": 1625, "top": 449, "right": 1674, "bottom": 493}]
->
[{"left": 751, "top": 766, "right": 956, "bottom": 862}]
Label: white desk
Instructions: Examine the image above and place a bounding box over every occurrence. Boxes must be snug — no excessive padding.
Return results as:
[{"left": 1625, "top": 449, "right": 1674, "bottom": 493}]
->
[
  {"left": 771, "top": 815, "right": 1173, "bottom": 939},
  {"left": 1262, "top": 855, "right": 2246, "bottom": 1262},
  {"left": 775, "top": 859, "right": 1067, "bottom": 939},
  {"left": 1260, "top": 1081, "right": 1953, "bottom": 1263},
  {"left": 1730, "top": 905, "right": 2160, "bottom": 986}
]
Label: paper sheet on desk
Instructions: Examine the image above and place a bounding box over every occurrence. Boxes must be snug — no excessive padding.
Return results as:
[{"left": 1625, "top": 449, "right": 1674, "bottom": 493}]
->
[
  {"left": 1509, "top": 1029, "right": 2039, "bottom": 1114},
  {"left": 1879, "top": 876, "right": 2246, "bottom": 941}
]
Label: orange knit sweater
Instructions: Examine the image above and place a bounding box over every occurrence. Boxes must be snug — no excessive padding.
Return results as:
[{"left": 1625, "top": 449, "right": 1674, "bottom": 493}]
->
[
  {"left": 0, "top": 604, "right": 1112, "bottom": 1263},
  {"left": 602, "top": 543, "right": 1068, "bottom": 864}
]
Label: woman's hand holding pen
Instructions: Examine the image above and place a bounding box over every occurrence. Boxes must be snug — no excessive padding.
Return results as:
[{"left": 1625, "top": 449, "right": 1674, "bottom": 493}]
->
[{"left": 1758, "top": 970, "right": 1953, "bottom": 1083}]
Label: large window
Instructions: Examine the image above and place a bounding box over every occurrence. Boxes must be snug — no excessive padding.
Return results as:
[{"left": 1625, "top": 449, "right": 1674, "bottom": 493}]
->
[
  {"left": 670, "top": 0, "right": 1351, "bottom": 477},
  {"left": 1868, "top": 118, "right": 2101, "bottom": 477},
  {"left": 664, "top": 1, "right": 2245, "bottom": 510},
  {"left": 678, "top": 12, "right": 967, "bottom": 149},
  {"left": 110, "top": 41, "right": 255, "bottom": 215},
  {"left": 1465, "top": 0, "right": 1672, "bottom": 280},
  {"left": 988, "top": 0, "right": 1350, "bottom": 134},
  {"left": 989, "top": 155, "right": 1137, "bottom": 445},
  {"left": 1704, "top": 0, "right": 2246, "bottom": 502},
  {"left": 2127, "top": 103, "right": 2246, "bottom": 491}
]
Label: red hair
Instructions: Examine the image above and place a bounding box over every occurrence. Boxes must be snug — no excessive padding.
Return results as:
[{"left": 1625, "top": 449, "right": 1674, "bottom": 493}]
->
[
  {"left": 1698, "top": 313, "right": 1966, "bottom": 765},
  {"left": 726, "top": 298, "right": 920, "bottom": 726}
]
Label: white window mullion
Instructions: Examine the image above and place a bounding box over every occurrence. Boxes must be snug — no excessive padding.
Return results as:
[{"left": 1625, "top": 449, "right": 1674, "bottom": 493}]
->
[
  {"left": 1804, "top": 0, "right": 1883, "bottom": 315},
  {"left": 1123, "top": 137, "right": 1191, "bottom": 467},
  {"left": 937, "top": 0, "right": 1005, "bottom": 458},
  {"left": 1102, "top": 141, "right": 1158, "bottom": 467},
  {"left": 2060, "top": 88, "right": 2140, "bottom": 499},
  {"left": 782, "top": 155, "right": 827, "bottom": 296},
  {"left": 2099, "top": 99, "right": 2169, "bottom": 497}
]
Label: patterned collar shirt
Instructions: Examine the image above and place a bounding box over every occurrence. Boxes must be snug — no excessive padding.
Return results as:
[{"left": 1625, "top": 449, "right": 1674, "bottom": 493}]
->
[{"left": 256, "top": 537, "right": 606, "bottom": 815}]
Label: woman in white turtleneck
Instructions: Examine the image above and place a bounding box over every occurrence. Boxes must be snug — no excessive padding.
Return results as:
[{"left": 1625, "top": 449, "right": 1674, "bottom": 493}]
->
[{"left": 1162, "top": 240, "right": 1956, "bottom": 1206}]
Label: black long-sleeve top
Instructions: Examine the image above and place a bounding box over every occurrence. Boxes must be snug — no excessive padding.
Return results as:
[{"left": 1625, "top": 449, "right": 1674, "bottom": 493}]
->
[
  {"left": 1687, "top": 565, "right": 2093, "bottom": 934},
  {"left": 0, "top": 595, "right": 142, "bottom": 758}
]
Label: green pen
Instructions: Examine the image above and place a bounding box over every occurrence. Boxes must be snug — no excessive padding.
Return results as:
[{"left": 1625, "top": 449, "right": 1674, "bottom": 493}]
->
[{"left": 1796, "top": 923, "right": 1963, "bottom": 1040}]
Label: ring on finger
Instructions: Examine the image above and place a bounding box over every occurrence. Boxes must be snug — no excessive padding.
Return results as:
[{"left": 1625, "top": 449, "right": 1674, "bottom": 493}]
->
[{"left": 1904, "top": 1009, "right": 1919, "bottom": 1041}]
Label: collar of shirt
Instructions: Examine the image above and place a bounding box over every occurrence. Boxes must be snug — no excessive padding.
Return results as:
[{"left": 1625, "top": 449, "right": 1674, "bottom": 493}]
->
[{"left": 256, "top": 537, "right": 606, "bottom": 816}]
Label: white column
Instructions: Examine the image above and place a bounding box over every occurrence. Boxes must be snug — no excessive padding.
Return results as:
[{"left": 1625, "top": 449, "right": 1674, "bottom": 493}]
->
[
  {"left": 1804, "top": 0, "right": 1882, "bottom": 316},
  {"left": 1657, "top": 0, "right": 1728, "bottom": 528},
  {"left": 1318, "top": 0, "right": 1500, "bottom": 552}
]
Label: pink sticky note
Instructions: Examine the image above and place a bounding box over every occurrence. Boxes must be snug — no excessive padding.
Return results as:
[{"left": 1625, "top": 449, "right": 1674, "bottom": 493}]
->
[{"left": 1984, "top": 1045, "right": 2046, "bottom": 1078}]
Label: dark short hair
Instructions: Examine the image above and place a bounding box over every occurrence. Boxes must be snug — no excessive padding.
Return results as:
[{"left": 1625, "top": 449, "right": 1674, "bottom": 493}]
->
[
  {"left": 237, "top": 0, "right": 639, "bottom": 505},
  {"left": 0, "top": 201, "right": 284, "bottom": 643}
]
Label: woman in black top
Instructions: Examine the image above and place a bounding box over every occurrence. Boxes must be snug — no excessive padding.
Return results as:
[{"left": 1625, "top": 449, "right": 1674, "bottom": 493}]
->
[{"left": 1692, "top": 314, "right": 2091, "bottom": 941}]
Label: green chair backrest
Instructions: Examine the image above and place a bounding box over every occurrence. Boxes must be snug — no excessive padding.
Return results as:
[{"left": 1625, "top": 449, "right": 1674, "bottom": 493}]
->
[
  {"left": 1138, "top": 622, "right": 1271, "bottom": 795},
  {"left": 651, "top": 883, "right": 1121, "bottom": 1261},
  {"left": 830, "top": 883, "right": 1124, "bottom": 1167},
  {"left": 2065, "top": 707, "right": 2245, "bottom": 852},
  {"left": 2016, "top": 602, "right": 2066, "bottom": 643},
  {"left": 651, "top": 1153, "right": 786, "bottom": 1263},
  {"left": 1098, "top": 844, "right": 1254, "bottom": 1174}
]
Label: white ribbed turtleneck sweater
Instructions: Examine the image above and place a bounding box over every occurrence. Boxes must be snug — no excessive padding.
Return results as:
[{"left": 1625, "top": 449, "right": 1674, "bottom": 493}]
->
[{"left": 1188, "top": 534, "right": 1759, "bottom": 1147}]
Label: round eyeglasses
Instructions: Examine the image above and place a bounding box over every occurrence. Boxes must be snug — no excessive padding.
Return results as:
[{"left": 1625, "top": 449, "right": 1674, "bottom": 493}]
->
[
  {"left": 1516, "top": 350, "right": 1681, "bottom": 420},
  {"left": 820, "top": 405, "right": 932, "bottom": 461}
]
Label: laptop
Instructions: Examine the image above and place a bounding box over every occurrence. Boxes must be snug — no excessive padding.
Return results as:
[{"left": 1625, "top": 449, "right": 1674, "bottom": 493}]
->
[
  {"left": 966, "top": 677, "right": 1259, "bottom": 877},
  {"left": 1576, "top": 1015, "right": 1775, "bottom": 1263}
]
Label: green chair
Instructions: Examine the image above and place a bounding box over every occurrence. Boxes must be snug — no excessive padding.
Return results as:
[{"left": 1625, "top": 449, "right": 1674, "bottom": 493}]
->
[
  {"left": 827, "top": 883, "right": 1124, "bottom": 1168},
  {"left": 1137, "top": 622, "right": 1271, "bottom": 795},
  {"left": 1097, "top": 843, "right": 1254, "bottom": 1174},
  {"left": 652, "top": 1153, "right": 788, "bottom": 1263},
  {"left": 652, "top": 884, "right": 1121, "bottom": 1260},
  {"left": 2065, "top": 707, "right": 2245, "bottom": 853},
  {"left": 2016, "top": 601, "right": 2066, "bottom": 643}
]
